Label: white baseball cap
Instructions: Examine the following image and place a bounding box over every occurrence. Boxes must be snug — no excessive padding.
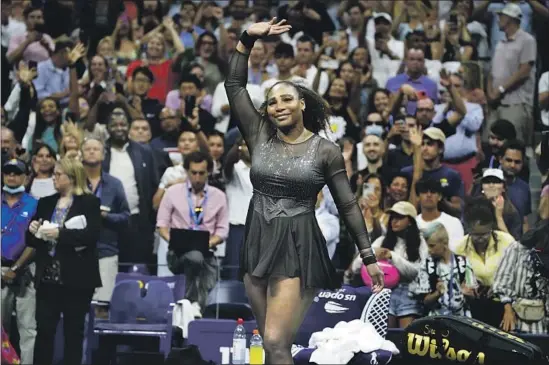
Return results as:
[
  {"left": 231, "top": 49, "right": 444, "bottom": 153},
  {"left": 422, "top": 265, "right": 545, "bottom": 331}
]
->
[
  {"left": 497, "top": 3, "right": 523, "bottom": 19},
  {"left": 482, "top": 168, "right": 504, "bottom": 182}
]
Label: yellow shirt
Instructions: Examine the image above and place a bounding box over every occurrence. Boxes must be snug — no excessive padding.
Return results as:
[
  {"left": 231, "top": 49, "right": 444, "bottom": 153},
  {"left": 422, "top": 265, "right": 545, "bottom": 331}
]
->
[{"left": 453, "top": 230, "right": 515, "bottom": 287}]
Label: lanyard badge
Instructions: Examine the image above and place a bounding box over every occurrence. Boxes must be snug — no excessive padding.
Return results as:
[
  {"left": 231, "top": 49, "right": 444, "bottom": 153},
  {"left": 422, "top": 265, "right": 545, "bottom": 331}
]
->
[{"left": 187, "top": 182, "right": 208, "bottom": 230}]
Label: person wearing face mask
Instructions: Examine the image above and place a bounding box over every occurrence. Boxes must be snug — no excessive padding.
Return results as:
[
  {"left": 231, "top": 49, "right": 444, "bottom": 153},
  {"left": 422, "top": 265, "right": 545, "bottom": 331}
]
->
[
  {"left": 225, "top": 19, "right": 383, "bottom": 364},
  {"left": 1, "top": 159, "right": 38, "bottom": 365}
]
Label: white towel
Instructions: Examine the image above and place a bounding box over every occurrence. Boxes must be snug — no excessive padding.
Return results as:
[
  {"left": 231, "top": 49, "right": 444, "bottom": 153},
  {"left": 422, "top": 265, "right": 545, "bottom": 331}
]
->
[
  {"left": 172, "top": 299, "right": 197, "bottom": 338},
  {"left": 308, "top": 320, "right": 399, "bottom": 365}
]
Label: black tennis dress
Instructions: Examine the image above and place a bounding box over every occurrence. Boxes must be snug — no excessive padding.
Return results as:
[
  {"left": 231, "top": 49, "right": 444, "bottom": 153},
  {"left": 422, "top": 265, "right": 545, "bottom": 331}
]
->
[{"left": 225, "top": 50, "right": 374, "bottom": 290}]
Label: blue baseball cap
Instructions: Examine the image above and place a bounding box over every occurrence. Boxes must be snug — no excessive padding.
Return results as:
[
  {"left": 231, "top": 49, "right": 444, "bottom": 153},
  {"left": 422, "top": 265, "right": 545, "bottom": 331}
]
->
[{"left": 3, "top": 159, "right": 27, "bottom": 174}]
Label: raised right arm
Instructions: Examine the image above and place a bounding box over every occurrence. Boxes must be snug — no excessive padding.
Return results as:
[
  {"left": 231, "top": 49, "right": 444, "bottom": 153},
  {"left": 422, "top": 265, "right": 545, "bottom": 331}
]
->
[{"left": 224, "top": 41, "right": 263, "bottom": 149}]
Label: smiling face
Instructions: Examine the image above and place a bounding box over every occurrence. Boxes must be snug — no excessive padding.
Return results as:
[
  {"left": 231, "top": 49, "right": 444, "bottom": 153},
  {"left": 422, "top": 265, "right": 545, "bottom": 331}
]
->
[
  {"left": 362, "top": 134, "right": 384, "bottom": 163},
  {"left": 33, "top": 146, "right": 55, "bottom": 174},
  {"left": 373, "top": 91, "right": 389, "bottom": 113},
  {"left": 108, "top": 108, "right": 129, "bottom": 144},
  {"left": 388, "top": 176, "right": 408, "bottom": 202},
  {"left": 198, "top": 34, "right": 216, "bottom": 59},
  {"left": 90, "top": 55, "right": 107, "bottom": 81},
  {"left": 266, "top": 83, "right": 305, "bottom": 131},
  {"left": 40, "top": 99, "right": 59, "bottom": 124},
  {"left": 328, "top": 78, "right": 347, "bottom": 100},
  {"left": 147, "top": 36, "right": 165, "bottom": 58}
]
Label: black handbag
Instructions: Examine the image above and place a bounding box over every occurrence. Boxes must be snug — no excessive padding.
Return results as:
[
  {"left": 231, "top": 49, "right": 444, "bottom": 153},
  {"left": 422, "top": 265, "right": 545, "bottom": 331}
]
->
[{"left": 402, "top": 315, "right": 548, "bottom": 365}]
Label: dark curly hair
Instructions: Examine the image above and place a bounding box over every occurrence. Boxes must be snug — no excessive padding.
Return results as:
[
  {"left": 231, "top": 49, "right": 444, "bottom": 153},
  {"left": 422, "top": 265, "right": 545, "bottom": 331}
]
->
[{"left": 259, "top": 81, "right": 331, "bottom": 135}]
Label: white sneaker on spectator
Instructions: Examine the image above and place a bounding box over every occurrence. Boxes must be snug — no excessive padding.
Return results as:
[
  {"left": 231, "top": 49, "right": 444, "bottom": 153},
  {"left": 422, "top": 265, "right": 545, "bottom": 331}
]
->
[{"left": 191, "top": 301, "right": 202, "bottom": 318}]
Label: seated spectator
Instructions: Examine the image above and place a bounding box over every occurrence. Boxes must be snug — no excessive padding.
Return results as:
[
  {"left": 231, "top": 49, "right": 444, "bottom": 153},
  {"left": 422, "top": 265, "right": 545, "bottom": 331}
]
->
[
  {"left": 411, "top": 222, "right": 477, "bottom": 317},
  {"left": 7, "top": 5, "right": 54, "bottom": 65},
  {"left": 157, "top": 151, "right": 229, "bottom": 311},
  {"left": 415, "top": 178, "right": 464, "bottom": 251},
  {"left": 404, "top": 127, "right": 464, "bottom": 217},
  {"left": 474, "top": 168, "right": 522, "bottom": 240},
  {"left": 492, "top": 218, "right": 549, "bottom": 335},
  {"left": 454, "top": 197, "right": 515, "bottom": 327}
]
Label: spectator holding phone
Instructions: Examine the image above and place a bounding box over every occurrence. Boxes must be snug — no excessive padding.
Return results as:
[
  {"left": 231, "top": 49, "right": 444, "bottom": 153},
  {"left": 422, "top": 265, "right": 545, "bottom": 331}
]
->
[
  {"left": 175, "top": 74, "right": 216, "bottom": 135},
  {"left": 385, "top": 48, "right": 438, "bottom": 115},
  {"left": 6, "top": 6, "right": 54, "bottom": 65},
  {"left": 126, "top": 66, "right": 163, "bottom": 137}
]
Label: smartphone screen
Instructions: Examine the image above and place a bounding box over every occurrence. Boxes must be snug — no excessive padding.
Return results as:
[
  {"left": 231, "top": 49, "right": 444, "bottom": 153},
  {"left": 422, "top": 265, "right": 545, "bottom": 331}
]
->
[
  {"left": 362, "top": 183, "right": 375, "bottom": 198},
  {"left": 185, "top": 95, "right": 196, "bottom": 117}
]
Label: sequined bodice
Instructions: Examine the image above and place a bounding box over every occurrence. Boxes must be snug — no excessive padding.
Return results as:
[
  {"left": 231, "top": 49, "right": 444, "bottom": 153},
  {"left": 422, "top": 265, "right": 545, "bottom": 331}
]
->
[{"left": 250, "top": 135, "right": 326, "bottom": 220}]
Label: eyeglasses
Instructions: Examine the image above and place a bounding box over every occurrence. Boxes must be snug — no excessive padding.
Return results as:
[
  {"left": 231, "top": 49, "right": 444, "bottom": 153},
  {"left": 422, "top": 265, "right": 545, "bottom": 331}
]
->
[{"left": 366, "top": 121, "right": 384, "bottom": 126}]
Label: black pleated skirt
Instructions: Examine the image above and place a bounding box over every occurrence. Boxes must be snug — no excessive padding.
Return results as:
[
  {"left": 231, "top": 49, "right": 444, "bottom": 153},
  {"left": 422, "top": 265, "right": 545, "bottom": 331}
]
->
[{"left": 239, "top": 202, "right": 338, "bottom": 290}]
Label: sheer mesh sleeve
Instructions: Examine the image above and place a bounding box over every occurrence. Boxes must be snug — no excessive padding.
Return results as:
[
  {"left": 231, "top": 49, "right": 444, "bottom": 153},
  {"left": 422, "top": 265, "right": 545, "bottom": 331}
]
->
[
  {"left": 321, "top": 140, "right": 375, "bottom": 260},
  {"left": 224, "top": 50, "right": 266, "bottom": 151}
]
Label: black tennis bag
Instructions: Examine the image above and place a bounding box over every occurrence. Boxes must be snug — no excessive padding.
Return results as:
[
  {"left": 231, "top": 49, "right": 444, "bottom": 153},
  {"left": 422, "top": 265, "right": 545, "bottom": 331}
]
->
[{"left": 402, "top": 315, "right": 548, "bottom": 365}]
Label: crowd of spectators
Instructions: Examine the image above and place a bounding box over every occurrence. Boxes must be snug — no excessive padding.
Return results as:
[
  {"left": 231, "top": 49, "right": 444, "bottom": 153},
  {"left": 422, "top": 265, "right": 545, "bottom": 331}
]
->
[{"left": 1, "top": 0, "right": 549, "bottom": 363}]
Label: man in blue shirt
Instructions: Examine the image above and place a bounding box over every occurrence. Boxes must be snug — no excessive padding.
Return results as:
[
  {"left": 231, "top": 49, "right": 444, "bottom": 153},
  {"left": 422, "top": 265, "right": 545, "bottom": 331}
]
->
[
  {"left": 81, "top": 138, "right": 130, "bottom": 319},
  {"left": 498, "top": 139, "right": 532, "bottom": 234},
  {"left": 1, "top": 159, "right": 38, "bottom": 365},
  {"left": 402, "top": 127, "right": 464, "bottom": 218}
]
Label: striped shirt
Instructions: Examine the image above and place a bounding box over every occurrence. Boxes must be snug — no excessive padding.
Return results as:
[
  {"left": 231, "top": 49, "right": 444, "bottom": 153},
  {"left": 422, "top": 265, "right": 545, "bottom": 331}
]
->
[{"left": 492, "top": 242, "right": 549, "bottom": 335}]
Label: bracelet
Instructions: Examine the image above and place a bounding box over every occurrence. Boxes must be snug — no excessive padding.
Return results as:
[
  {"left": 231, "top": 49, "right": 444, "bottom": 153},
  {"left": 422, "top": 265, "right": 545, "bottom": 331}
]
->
[
  {"left": 240, "top": 31, "right": 259, "bottom": 50},
  {"left": 359, "top": 248, "right": 377, "bottom": 265}
]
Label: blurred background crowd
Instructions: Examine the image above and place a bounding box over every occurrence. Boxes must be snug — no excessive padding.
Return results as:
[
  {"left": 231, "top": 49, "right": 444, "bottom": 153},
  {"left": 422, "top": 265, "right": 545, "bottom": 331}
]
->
[{"left": 1, "top": 0, "right": 549, "bottom": 363}]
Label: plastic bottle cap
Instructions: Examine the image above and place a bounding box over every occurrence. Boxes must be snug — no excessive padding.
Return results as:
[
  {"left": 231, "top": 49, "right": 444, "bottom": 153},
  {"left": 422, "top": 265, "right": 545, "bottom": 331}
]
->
[
  {"left": 237, "top": 318, "right": 244, "bottom": 324},
  {"left": 253, "top": 329, "right": 259, "bottom": 334}
]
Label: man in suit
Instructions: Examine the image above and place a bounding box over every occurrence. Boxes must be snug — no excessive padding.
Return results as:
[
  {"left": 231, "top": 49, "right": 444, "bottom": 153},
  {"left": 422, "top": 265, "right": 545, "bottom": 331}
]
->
[
  {"left": 102, "top": 104, "right": 159, "bottom": 272},
  {"left": 82, "top": 138, "right": 130, "bottom": 318}
]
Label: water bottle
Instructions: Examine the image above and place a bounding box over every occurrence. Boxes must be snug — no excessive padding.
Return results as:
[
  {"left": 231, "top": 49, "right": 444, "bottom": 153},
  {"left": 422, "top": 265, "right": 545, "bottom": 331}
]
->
[
  {"left": 231, "top": 318, "right": 246, "bottom": 364},
  {"left": 249, "top": 329, "right": 264, "bottom": 365}
]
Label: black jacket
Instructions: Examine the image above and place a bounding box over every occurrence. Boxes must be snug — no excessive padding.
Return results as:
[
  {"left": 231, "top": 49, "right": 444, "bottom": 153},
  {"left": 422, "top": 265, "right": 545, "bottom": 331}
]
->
[
  {"left": 27, "top": 193, "right": 102, "bottom": 289},
  {"left": 102, "top": 140, "right": 159, "bottom": 225}
]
